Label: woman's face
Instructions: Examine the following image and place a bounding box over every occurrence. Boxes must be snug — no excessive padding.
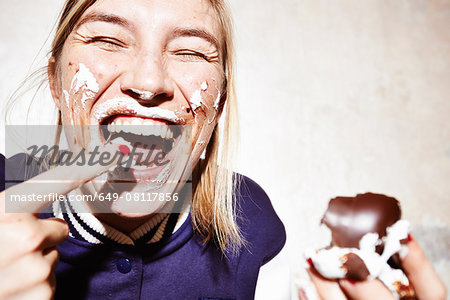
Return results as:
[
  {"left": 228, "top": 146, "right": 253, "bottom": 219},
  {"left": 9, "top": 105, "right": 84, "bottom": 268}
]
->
[{"left": 50, "top": 0, "right": 225, "bottom": 215}]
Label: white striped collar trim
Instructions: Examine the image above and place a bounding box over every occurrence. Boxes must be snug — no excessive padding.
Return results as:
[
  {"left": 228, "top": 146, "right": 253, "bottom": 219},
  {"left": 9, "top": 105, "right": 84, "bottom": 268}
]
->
[{"left": 52, "top": 191, "right": 191, "bottom": 246}]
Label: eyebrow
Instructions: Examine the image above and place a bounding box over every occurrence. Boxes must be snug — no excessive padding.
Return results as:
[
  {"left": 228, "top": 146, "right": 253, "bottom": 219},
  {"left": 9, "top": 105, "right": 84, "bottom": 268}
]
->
[
  {"left": 171, "top": 27, "right": 220, "bottom": 50},
  {"left": 75, "top": 12, "right": 134, "bottom": 32},
  {"left": 75, "top": 12, "right": 220, "bottom": 49}
]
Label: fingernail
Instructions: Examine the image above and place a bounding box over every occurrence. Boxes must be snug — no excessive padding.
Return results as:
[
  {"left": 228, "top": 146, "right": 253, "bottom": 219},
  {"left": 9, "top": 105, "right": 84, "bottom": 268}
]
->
[
  {"left": 119, "top": 145, "right": 130, "bottom": 156},
  {"left": 407, "top": 233, "right": 413, "bottom": 243},
  {"left": 348, "top": 279, "right": 357, "bottom": 285},
  {"left": 306, "top": 257, "right": 314, "bottom": 268}
]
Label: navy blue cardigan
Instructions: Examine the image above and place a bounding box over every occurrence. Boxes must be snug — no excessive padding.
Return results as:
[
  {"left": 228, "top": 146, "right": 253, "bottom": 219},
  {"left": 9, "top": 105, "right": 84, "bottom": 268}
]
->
[{"left": 1, "top": 153, "right": 286, "bottom": 300}]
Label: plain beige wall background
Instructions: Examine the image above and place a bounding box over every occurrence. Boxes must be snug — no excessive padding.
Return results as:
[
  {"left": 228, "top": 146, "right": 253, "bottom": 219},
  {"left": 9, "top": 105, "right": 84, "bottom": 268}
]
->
[{"left": 1, "top": 1, "right": 449, "bottom": 299}]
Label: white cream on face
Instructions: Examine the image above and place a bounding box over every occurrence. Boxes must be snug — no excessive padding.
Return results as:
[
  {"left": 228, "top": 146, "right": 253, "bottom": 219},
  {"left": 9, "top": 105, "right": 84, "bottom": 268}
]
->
[
  {"left": 63, "top": 90, "right": 70, "bottom": 108},
  {"left": 189, "top": 90, "right": 205, "bottom": 112},
  {"left": 213, "top": 91, "right": 221, "bottom": 110},
  {"left": 200, "top": 81, "right": 208, "bottom": 91},
  {"left": 130, "top": 88, "right": 154, "bottom": 100},
  {"left": 70, "top": 63, "right": 99, "bottom": 109},
  {"left": 198, "top": 141, "right": 207, "bottom": 159},
  {"left": 189, "top": 83, "right": 211, "bottom": 113},
  {"left": 93, "top": 97, "right": 180, "bottom": 122}
]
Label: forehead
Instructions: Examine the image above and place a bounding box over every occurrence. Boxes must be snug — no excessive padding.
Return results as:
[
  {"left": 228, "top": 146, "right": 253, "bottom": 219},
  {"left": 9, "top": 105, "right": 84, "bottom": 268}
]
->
[{"left": 82, "top": 0, "right": 223, "bottom": 41}]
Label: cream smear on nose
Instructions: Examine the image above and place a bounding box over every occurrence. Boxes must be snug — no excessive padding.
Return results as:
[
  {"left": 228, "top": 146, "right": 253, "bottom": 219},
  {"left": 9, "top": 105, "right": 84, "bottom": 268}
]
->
[
  {"left": 130, "top": 88, "right": 154, "bottom": 100},
  {"left": 70, "top": 63, "right": 100, "bottom": 109}
]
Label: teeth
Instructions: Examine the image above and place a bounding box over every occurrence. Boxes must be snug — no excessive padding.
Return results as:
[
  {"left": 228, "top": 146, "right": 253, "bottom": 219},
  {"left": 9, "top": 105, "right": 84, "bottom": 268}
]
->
[{"left": 106, "top": 119, "right": 175, "bottom": 140}]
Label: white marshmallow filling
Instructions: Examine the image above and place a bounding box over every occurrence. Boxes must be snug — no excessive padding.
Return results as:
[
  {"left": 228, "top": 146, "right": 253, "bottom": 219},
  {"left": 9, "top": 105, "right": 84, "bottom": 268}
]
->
[{"left": 306, "top": 220, "right": 412, "bottom": 299}]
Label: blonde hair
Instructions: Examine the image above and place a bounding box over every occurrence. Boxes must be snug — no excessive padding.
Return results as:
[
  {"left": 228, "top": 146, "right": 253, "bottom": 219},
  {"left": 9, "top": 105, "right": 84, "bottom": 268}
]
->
[{"left": 44, "top": 0, "right": 244, "bottom": 254}]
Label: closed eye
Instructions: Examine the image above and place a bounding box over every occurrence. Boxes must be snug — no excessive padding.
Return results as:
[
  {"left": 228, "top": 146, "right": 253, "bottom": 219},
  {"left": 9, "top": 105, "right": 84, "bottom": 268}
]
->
[
  {"left": 87, "top": 36, "right": 126, "bottom": 50},
  {"left": 174, "top": 50, "right": 209, "bottom": 62}
]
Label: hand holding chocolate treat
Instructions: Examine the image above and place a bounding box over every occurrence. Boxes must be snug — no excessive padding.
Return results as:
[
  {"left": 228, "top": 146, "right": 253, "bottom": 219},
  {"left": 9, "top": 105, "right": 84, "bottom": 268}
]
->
[{"left": 306, "top": 193, "right": 415, "bottom": 299}]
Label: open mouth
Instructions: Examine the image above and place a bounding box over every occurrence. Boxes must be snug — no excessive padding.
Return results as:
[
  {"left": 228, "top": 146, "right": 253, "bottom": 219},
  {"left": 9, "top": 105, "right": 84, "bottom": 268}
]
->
[
  {"left": 101, "top": 115, "right": 181, "bottom": 152},
  {"left": 99, "top": 115, "right": 184, "bottom": 173},
  {"left": 88, "top": 98, "right": 191, "bottom": 184}
]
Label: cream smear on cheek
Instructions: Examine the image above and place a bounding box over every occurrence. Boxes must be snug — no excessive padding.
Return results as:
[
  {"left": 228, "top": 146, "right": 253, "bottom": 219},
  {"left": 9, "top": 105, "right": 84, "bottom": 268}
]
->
[
  {"left": 70, "top": 63, "right": 100, "bottom": 109},
  {"left": 189, "top": 81, "right": 210, "bottom": 112},
  {"left": 61, "top": 63, "right": 100, "bottom": 147},
  {"left": 200, "top": 81, "right": 208, "bottom": 91},
  {"left": 188, "top": 80, "right": 222, "bottom": 125},
  {"left": 213, "top": 91, "right": 221, "bottom": 110},
  {"left": 197, "top": 140, "right": 207, "bottom": 159},
  {"left": 63, "top": 90, "right": 70, "bottom": 108}
]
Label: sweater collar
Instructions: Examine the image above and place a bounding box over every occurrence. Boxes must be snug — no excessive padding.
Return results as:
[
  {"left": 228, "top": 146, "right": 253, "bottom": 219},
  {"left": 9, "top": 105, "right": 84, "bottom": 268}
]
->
[{"left": 52, "top": 192, "right": 190, "bottom": 246}]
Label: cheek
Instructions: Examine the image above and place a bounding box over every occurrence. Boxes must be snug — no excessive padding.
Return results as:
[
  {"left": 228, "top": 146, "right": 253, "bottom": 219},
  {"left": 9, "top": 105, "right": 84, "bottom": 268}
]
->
[
  {"left": 60, "top": 59, "right": 117, "bottom": 121},
  {"left": 174, "top": 68, "right": 223, "bottom": 124}
]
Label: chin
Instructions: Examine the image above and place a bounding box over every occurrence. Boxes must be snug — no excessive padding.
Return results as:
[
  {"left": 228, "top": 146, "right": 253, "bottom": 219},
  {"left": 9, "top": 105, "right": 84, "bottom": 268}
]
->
[
  {"left": 112, "top": 211, "right": 156, "bottom": 219},
  {"left": 108, "top": 196, "right": 168, "bottom": 217}
]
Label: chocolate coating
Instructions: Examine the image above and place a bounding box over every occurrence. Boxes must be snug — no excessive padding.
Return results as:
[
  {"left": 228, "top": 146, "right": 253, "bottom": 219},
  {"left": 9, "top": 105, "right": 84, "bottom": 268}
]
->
[
  {"left": 321, "top": 193, "right": 401, "bottom": 252},
  {"left": 342, "top": 253, "right": 370, "bottom": 281}
]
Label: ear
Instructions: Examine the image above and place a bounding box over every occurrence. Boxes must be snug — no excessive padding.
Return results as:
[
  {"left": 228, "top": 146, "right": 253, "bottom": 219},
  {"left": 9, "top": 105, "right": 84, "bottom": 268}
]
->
[{"left": 48, "top": 57, "right": 61, "bottom": 110}]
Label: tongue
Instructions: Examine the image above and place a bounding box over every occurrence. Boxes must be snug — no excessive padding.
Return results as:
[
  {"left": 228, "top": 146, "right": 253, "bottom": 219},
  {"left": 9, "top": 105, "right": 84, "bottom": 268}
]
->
[
  {"left": 110, "top": 135, "right": 169, "bottom": 166},
  {"left": 112, "top": 132, "right": 168, "bottom": 150}
]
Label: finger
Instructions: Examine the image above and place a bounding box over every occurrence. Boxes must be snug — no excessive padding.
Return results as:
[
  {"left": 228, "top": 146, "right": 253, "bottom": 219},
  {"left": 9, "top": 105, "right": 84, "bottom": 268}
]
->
[
  {"left": 0, "top": 218, "right": 67, "bottom": 265},
  {"left": 339, "top": 279, "right": 395, "bottom": 300},
  {"left": 5, "top": 282, "right": 54, "bottom": 300},
  {"left": 0, "top": 253, "right": 53, "bottom": 298},
  {"left": 401, "top": 234, "right": 447, "bottom": 300},
  {"left": 42, "top": 247, "right": 60, "bottom": 272},
  {"left": 39, "top": 218, "right": 69, "bottom": 249},
  {"left": 1, "top": 143, "right": 129, "bottom": 215},
  {"left": 306, "top": 259, "right": 348, "bottom": 300}
]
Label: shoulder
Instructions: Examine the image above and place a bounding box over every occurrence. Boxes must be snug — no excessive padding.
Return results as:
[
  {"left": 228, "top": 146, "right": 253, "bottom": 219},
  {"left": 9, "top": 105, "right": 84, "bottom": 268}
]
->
[
  {"left": 1, "top": 153, "right": 44, "bottom": 192},
  {"left": 235, "top": 174, "right": 286, "bottom": 265},
  {"left": 0, "top": 153, "right": 4, "bottom": 191}
]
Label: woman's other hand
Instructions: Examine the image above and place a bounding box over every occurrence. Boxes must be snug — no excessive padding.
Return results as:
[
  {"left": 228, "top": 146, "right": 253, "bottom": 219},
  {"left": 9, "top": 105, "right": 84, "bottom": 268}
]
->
[
  {"left": 301, "top": 236, "right": 447, "bottom": 300},
  {"left": 0, "top": 206, "right": 68, "bottom": 300},
  {"left": 0, "top": 144, "right": 126, "bottom": 299}
]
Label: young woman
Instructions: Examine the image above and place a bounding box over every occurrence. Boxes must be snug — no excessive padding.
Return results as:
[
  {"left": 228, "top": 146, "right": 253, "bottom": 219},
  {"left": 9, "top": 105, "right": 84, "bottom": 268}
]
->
[
  {"left": 0, "top": 0, "right": 286, "bottom": 299},
  {"left": 0, "top": 0, "right": 445, "bottom": 300}
]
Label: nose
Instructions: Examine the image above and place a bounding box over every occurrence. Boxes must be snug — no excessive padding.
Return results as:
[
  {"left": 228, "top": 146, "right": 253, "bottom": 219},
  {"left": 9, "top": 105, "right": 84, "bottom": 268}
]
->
[{"left": 120, "top": 52, "right": 174, "bottom": 105}]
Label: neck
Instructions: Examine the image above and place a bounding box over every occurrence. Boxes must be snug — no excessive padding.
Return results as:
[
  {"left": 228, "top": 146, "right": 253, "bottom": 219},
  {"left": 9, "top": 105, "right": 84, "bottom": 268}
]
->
[{"left": 93, "top": 212, "right": 161, "bottom": 234}]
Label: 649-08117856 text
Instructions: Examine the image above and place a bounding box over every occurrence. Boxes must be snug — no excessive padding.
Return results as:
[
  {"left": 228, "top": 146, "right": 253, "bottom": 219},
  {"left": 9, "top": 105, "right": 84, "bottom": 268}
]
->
[
  {"left": 124, "top": 192, "right": 179, "bottom": 202},
  {"left": 7, "top": 192, "right": 179, "bottom": 203}
]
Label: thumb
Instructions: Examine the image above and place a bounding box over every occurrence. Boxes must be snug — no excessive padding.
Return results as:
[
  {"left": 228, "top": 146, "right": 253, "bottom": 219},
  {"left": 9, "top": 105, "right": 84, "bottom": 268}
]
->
[
  {"left": 401, "top": 234, "right": 447, "bottom": 300},
  {"left": 339, "top": 279, "right": 395, "bottom": 300}
]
